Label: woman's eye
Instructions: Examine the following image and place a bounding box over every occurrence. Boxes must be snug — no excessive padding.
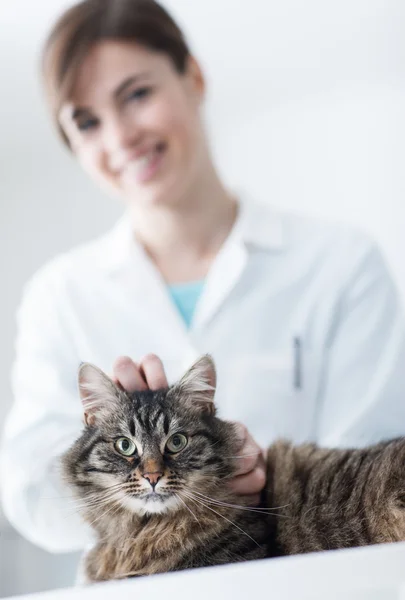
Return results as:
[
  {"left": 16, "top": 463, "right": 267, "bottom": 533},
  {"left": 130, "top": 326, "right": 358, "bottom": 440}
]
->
[
  {"left": 165, "top": 434, "right": 188, "bottom": 454},
  {"left": 126, "top": 87, "right": 151, "bottom": 102},
  {"left": 77, "top": 118, "right": 99, "bottom": 132},
  {"left": 114, "top": 437, "right": 137, "bottom": 456}
]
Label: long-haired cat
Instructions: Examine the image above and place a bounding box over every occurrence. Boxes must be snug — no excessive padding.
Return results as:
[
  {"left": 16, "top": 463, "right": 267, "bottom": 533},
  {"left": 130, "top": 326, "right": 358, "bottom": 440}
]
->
[{"left": 62, "top": 355, "right": 405, "bottom": 582}]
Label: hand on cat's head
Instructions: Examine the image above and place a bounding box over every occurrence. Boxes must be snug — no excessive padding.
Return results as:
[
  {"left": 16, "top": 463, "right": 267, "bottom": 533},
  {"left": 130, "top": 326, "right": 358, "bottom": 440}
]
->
[
  {"left": 79, "top": 354, "right": 217, "bottom": 428},
  {"left": 64, "top": 354, "right": 264, "bottom": 522},
  {"left": 112, "top": 353, "right": 168, "bottom": 393},
  {"left": 110, "top": 354, "right": 266, "bottom": 505},
  {"left": 64, "top": 355, "right": 232, "bottom": 519}
]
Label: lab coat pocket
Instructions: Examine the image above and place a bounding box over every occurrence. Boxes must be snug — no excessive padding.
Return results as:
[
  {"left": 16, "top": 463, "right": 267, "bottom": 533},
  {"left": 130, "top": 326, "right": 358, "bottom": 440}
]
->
[
  {"left": 220, "top": 349, "right": 317, "bottom": 445},
  {"left": 221, "top": 351, "right": 295, "bottom": 415},
  {"left": 245, "top": 352, "right": 297, "bottom": 400}
]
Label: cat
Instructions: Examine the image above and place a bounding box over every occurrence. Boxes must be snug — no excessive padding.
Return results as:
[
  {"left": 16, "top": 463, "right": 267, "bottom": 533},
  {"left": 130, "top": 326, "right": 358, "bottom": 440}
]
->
[{"left": 62, "top": 355, "right": 405, "bottom": 583}]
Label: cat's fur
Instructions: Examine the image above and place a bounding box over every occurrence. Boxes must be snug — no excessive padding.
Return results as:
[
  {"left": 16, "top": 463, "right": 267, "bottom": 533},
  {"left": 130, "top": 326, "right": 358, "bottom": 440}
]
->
[{"left": 62, "top": 356, "right": 405, "bottom": 583}]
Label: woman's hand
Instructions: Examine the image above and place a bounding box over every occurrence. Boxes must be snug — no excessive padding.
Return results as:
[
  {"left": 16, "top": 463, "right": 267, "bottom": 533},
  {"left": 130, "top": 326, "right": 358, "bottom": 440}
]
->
[
  {"left": 112, "top": 354, "right": 266, "bottom": 503},
  {"left": 228, "top": 423, "right": 266, "bottom": 505},
  {"left": 112, "top": 353, "right": 168, "bottom": 391}
]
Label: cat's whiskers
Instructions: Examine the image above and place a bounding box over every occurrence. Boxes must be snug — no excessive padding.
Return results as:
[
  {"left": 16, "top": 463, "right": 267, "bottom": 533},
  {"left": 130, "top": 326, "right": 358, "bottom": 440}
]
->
[
  {"left": 224, "top": 453, "right": 264, "bottom": 459},
  {"left": 174, "top": 494, "right": 202, "bottom": 526},
  {"left": 61, "top": 499, "right": 113, "bottom": 519},
  {"left": 85, "top": 493, "right": 126, "bottom": 528},
  {"left": 75, "top": 491, "right": 123, "bottom": 513},
  {"left": 73, "top": 487, "right": 126, "bottom": 508},
  {"left": 86, "top": 505, "right": 119, "bottom": 530},
  {"left": 73, "top": 482, "right": 138, "bottom": 514},
  {"left": 74, "top": 481, "right": 131, "bottom": 500},
  {"left": 185, "top": 487, "right": 291, "bottom": 517},
  {"left": 62, "top": 490, "right": 125, "bottom": 527},
  {"left": 180, "top": 490, "right": 262, "bottom": 548},
  {"left": 62, "top": 489, "right": 126, "bottom": 516},
  {"left": 71, "top": 497, "right": 118, "bottom": 514},
  {"left": 40, "top": 482, "right": 127, "bottom": 506}
]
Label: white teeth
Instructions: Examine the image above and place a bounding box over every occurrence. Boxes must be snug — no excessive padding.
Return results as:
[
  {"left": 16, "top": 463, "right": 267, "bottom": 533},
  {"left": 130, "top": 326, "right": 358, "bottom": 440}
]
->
[
  {"left": 121, "top": 144, "right": 164, "bottom": 180},
  {"left": 138, "top": 154, "right": 153, "bottom": 167},
  {"left": 126, "top": 150, "right": 156, "bottom": 176}
]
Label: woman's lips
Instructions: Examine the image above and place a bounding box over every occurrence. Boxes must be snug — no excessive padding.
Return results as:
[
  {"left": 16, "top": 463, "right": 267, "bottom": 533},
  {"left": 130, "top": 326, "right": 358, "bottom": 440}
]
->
[{"left": 122, "top": 142, "right": 166, "bottom": 184}]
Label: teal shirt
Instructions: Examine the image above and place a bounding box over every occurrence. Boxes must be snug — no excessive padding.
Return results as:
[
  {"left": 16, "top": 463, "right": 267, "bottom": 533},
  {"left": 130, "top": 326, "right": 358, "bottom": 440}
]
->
[{"left": 168, "top": 280, "right": 205, "bottom": 328}]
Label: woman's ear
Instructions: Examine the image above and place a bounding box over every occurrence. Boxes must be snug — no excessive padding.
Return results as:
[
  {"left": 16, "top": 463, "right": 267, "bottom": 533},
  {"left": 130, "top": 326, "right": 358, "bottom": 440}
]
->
[
  {"left": 184, "top": 55, "right": 206, "bottom": 103},
  {"left": 78, "top": 363, "right": 122, "bottom": 426}
]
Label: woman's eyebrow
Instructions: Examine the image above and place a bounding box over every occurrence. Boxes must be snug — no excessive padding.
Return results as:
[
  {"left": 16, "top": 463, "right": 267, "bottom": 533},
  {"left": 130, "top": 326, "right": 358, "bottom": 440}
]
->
[
  {"left": 72, "top": 107, "right": 91, "bottom": 121},
  {"left": 113, "top": 72, "right": 151, "bottom": 99},
  {"left": 70, "top": 73, "right": 152, "bottom": 120}
]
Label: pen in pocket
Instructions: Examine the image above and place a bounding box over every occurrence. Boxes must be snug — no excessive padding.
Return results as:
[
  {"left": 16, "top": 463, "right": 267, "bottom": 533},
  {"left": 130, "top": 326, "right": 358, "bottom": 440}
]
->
[{"left": 293, "top": 336, "right": 302, "bottom": 390}]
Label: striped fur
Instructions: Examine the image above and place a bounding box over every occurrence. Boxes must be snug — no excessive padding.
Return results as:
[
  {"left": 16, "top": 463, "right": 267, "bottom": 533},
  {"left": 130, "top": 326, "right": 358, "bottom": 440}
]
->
[{"left": 62, "top": 357, "right": 405, "bottom": 582}]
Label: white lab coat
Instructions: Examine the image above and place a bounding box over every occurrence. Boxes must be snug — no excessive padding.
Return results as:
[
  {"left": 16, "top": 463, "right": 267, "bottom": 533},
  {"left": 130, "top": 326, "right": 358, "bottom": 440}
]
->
[{"left": 2, "top": 197, "right": 405, "bottom": 553}]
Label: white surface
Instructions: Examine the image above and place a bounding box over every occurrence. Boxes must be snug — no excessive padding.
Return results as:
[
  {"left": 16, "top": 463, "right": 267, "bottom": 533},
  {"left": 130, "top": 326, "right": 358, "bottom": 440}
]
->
[{"left": 4, "top": 542, "right": 405, "bottom": 600}]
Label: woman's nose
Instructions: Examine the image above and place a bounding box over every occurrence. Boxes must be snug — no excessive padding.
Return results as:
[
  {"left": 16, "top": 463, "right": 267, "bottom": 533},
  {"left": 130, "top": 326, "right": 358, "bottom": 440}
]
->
[{"left": 102, "top": 113, "right": 141, "bottom": 157}]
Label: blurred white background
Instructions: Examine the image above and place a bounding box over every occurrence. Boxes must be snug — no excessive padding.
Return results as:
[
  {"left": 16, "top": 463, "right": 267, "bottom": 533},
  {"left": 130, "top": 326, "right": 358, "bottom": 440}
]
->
[{"left": 0, "top": 0, "right": 404, "bottom": 597}]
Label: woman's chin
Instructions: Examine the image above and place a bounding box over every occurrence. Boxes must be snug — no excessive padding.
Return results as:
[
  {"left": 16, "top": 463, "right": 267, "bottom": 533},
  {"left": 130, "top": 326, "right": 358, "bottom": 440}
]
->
[{"left": 124, "top": 180, "right": 186, "bottom": 210}]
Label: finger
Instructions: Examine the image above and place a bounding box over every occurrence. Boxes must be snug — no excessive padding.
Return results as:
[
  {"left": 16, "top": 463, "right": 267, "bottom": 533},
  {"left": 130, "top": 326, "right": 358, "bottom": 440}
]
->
[
  {"left": 112, "top": 356, "right": 148, "bottom": 393},
  {"left": 228, "top": 465, "right": 266, "bottom": 496},
  {"left": 232, "top": 439, "right": 262, "bottom": 477},
  {"left": 232, "top": 422, "right": 248, "bottom": 448},
  {"left": 139, "top": 354, "right": 168, "bottom": 390}
]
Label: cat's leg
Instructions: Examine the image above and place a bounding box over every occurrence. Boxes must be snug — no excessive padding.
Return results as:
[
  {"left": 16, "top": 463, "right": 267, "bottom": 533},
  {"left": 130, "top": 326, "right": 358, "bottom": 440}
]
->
[{"left": 83, "top": 543, "right": 127, "bottom": 583}]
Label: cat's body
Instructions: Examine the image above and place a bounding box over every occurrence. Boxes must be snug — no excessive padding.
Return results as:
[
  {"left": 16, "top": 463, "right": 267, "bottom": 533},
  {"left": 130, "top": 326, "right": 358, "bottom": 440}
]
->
[
  {"left": 63, "top": 357, "right": 405, "bottom": 583},
  {"left": 266, "top": 439, "right": 405, "bottom": 555}
]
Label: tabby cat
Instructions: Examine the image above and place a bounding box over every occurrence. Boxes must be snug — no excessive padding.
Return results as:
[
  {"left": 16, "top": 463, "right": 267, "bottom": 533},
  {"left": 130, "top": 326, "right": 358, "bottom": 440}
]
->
[{"left": 62, "top": 355, "right": 405, "bottom": 583}]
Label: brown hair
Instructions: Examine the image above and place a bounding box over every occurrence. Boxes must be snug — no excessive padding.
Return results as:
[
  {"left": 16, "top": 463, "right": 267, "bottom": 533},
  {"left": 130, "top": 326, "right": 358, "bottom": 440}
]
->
[{"left": 41, "top": 0, "right": 191, "bottom": 146}]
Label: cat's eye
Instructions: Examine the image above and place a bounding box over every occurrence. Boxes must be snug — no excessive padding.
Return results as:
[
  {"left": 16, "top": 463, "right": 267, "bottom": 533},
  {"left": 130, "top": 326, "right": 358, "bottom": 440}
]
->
[
  {"left": 165, "top": 434, "right": 188, "bottom": 454},
  {"left": 114, "top": 437, "right": 137, "bottom": 457}
]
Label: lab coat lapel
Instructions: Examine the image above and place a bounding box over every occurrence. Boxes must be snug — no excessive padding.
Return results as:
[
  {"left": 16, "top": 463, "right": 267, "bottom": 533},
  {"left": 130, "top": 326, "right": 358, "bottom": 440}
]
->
[
  {"left": 101, "top": 200, "right": 284, "bottom": 338},
  {"left": 192, "top": 206, "right": 249, "bottom": 331},
  {"left": 101, "top": 215, "right": 192, "bottom": 346},
  {"left": 192, "top": 198, "right": 285, "bottom": 331},
  {"left": 102, "top": 212, "right": 248, "bottom": 337},
  {"left": 194, "top": 235, "right": 248, "bottom": 330}
]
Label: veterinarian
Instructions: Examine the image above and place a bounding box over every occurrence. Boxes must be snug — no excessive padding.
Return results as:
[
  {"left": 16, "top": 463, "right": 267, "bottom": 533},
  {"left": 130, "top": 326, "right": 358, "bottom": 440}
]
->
[{"left": 2, "top": 0, "right": 405, "bottom": 554}]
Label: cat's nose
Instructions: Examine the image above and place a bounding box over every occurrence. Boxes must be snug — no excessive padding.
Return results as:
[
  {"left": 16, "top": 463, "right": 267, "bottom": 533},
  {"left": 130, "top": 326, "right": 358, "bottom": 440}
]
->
[{"left": 143, "top": 472, "right": 163, "bottom": 490}]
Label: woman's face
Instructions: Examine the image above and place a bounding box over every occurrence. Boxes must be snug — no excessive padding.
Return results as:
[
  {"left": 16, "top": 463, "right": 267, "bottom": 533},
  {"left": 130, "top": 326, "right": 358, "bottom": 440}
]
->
[{"left": 59, "top": 41, "right": 206, "bottom": 207}]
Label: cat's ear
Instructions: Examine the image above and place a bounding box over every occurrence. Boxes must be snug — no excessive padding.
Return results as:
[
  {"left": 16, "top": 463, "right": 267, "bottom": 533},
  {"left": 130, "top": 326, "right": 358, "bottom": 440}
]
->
[
  {"left": 170, "top": 355, "right": 217, "bottom": 415},
  {"left": 78, "top": 363, "right": 121, "bottom": 426}
]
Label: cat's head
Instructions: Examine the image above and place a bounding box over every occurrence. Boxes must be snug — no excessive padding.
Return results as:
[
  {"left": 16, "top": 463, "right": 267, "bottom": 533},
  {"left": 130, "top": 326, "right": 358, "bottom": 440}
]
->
[{"left": 63, "top": 355, "right": 238, "bottom": 518}]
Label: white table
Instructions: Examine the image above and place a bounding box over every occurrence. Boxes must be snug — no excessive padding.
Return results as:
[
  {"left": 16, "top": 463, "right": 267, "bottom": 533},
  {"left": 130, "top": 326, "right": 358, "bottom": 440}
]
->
[{"left": 6, "top": 542, "right": 405, "bottom": 600}]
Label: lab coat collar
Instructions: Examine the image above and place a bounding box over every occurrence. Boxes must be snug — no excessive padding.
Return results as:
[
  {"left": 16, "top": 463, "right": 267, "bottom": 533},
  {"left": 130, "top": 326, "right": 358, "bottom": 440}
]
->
[
  {"left": 233, "top": 195, "right": 285, "bottom": 250},
  {"left": 99, "top": 196, "right": 285, "bottom": 273}
]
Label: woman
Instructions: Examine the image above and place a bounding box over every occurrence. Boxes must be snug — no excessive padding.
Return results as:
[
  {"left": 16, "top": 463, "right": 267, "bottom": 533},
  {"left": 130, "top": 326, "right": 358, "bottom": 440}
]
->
[{"left": 2, "top": 0, "right": 405, "bottom": 555}]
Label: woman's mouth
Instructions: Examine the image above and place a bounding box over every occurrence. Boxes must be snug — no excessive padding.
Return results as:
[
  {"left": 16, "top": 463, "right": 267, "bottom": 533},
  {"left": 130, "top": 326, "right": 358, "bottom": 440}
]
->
[{"left": 123, "top": 142, "right": 167, "bottom": 185}]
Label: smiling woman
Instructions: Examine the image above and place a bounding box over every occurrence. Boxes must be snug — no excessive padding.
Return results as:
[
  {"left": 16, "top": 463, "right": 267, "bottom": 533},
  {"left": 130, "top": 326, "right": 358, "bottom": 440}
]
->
[
  {"left": 58, "top": 40, "right": 203, "bottom": 202},
  {"left": 2, "top": 0, "right": 405, "bottom": 571},
  {"left": 42, "top": 0, "right": 191, "bottom": 136},
  {"left": 42, "top": 0, "right": 207, "bottom": 210}
]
